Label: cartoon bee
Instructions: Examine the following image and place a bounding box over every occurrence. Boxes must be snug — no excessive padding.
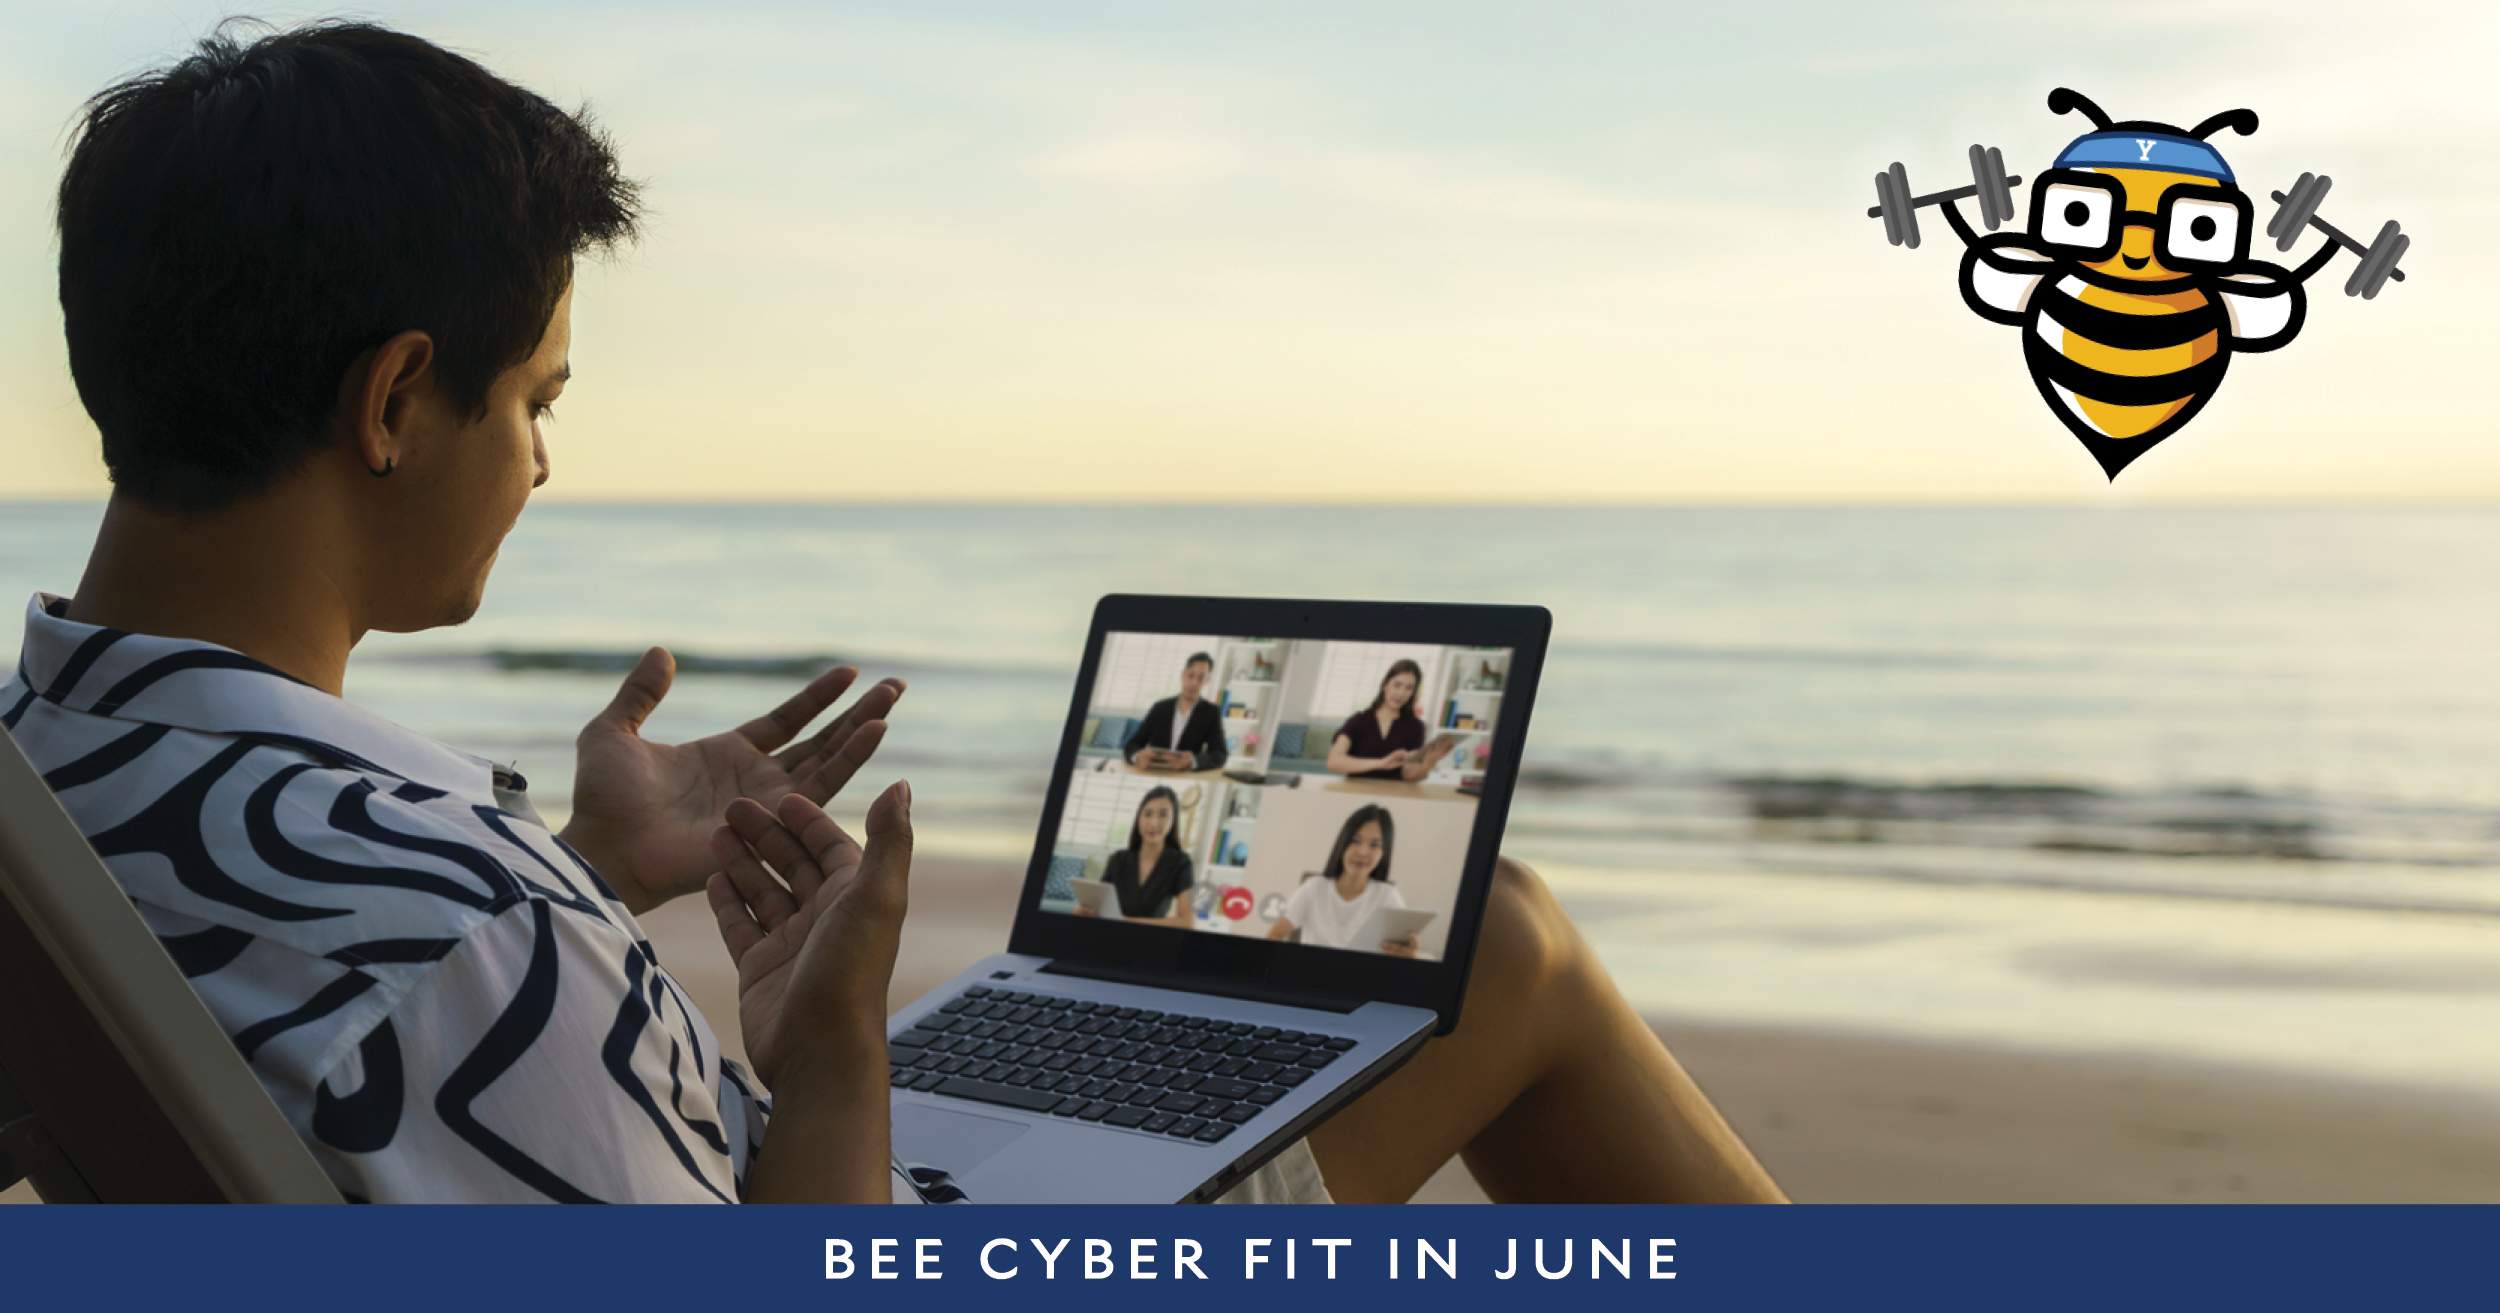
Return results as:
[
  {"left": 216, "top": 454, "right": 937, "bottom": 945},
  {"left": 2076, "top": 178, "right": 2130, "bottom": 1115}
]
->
[{"left": 1947, "top": 89, "right": 2351, "bottom": 478}]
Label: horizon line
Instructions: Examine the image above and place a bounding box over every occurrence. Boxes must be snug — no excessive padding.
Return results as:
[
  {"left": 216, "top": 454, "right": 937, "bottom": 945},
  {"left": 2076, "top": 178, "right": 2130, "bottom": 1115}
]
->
[{"left": 6, "top": 493, "right": 2500, "bottom": 511}]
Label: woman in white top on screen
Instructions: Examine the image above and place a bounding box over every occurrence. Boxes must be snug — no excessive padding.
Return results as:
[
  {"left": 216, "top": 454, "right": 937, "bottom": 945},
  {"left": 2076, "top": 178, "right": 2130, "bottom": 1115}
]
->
[{"left": 1264, "top": 805, "right": 1420, "bottom": 957}]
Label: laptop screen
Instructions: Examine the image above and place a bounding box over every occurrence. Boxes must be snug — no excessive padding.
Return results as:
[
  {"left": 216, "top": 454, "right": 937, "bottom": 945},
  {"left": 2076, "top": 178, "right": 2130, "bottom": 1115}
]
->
[
  {"left": 1036, "top": 632, "right": 1517, "bottom": 963},
  {"left": 1008, "top": 596, "right": 1547, "bottom": 1031}
]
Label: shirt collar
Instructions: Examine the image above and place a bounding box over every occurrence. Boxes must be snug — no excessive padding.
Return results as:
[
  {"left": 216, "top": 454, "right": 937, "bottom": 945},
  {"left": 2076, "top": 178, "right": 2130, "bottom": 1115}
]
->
[{"left": 16, "top": 592, "right": 500, "bottom": 801}]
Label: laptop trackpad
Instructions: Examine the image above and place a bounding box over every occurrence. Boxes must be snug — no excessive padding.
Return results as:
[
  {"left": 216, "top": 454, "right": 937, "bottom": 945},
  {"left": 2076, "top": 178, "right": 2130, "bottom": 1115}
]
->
[{"left": 893, "top": 1104, "right": 1031, "bottom": 1178}]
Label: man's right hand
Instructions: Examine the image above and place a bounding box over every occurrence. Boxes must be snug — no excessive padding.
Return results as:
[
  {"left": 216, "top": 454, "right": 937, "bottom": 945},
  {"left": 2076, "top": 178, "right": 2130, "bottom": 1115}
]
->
[
  {"left": 706, "top": 785, "right": 912, "bottom": 1093},
  {"left": 566, "top": 649, "right": 904, "bottom": 914}
]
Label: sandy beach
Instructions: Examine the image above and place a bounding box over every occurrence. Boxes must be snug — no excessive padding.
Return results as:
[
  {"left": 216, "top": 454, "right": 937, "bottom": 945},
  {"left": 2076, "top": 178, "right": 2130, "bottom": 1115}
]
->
[
  {"left": 11, "top": 851, "right": 2496, "bottom": 1206},
  {"left": 581, "top": 853, "right": 2500, "bottom": 1206}
]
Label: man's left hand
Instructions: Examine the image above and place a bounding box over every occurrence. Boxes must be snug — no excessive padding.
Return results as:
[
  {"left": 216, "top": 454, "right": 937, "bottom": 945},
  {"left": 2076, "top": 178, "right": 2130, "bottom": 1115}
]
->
[{"left": 560, "top": 647, "right": 904, "bottom": 913}]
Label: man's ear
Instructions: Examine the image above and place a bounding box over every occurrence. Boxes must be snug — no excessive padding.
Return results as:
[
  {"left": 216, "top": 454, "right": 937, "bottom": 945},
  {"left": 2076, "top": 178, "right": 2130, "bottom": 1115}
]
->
[{"left": 339, "top": 330, "right": 437, "bottom": 477}]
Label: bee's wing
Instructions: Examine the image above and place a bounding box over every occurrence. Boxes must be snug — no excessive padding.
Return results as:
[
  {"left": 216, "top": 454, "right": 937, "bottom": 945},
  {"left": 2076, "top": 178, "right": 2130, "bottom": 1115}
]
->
[
  {"left": 2217, "top": 260, "right": 2307, "bottom": 353},
  {"left": 1960, "top": 238, "right": 2054, "bottom": 326}
]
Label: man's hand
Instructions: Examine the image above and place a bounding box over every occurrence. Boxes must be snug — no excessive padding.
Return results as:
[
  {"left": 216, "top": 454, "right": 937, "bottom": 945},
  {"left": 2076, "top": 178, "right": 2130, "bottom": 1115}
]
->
[
  {"left": 561, "top": 647, "right": 903, "bottom": 913},
  {"left": 713, "top": 787, "right": 912, "bottom": 1204},
  {"left": 706, "top": 787, "right": 912, "bottom": 1092}
]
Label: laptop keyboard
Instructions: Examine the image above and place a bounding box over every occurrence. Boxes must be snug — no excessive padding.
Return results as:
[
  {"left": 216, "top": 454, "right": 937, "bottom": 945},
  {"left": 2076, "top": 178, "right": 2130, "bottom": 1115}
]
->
[{"left": 887, "top": 985, "right": 1356, "bottom": 1145}]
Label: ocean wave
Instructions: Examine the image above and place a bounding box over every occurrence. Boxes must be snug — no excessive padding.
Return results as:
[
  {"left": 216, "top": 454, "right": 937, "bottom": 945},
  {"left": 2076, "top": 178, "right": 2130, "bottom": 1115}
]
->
[
  {"left": 1727, "top": 775, "right": 2106, "bottom": 818},
  {"left": 1560, "top": 640, "right": 2067, "bottom": 670},
  {"left": 1511, "top": 768, "right": 2500, "bottom": 870},
  {"left": 362, "top": 647, "right": 1067, "bottom": 682},
  {"left": 1723, "top": 774, "right": 2337, "bottom": 861},
  {"left": 492, "top": 648, "right": 840, "bottom": 677}
]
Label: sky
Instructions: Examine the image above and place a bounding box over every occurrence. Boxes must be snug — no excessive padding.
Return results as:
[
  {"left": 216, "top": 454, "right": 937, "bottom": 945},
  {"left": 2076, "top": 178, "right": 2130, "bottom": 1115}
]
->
[{"left": 2, "top": 0, "right": 2495, "bottom": 503}]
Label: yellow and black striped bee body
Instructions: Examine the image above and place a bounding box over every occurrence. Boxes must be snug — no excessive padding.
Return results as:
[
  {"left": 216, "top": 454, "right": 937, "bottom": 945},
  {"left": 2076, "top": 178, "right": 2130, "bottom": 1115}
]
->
[
  {"left": 1965, "top": 245, "right": 2294, "bottom": 478},
  {"left": 1948, "top": 90, "right": 2336, "bottom": 479},
  {"left": 2022, "top": 272, "right": 2230, "bottom": 448}
]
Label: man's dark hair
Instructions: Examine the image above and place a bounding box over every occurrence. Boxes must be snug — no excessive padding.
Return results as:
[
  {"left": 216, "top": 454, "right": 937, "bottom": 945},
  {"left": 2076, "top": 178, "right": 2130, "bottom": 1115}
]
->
[
  {"left": 1183, "top": 652, "right": 1213, "bottom": 672},
  {"left": 57, "top": 19, "right": 642, "bottom": 511}
]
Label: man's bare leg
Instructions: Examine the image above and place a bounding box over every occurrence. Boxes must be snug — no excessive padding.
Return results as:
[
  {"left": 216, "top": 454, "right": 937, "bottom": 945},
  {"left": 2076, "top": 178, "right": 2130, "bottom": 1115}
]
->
[{"left": 1307, "top": 858, "right": 1786, "bottom": 1203}]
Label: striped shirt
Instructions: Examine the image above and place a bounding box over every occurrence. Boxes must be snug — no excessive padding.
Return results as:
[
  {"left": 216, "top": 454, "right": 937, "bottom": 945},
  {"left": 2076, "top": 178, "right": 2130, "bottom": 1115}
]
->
[{"left": 4, "top": 594, "right": 764, "bottom": 1203}]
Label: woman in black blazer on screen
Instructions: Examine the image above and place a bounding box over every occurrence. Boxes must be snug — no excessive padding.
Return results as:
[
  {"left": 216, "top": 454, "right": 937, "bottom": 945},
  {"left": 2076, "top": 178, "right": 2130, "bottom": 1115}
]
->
[
  {"left": 1073, "top": 786, "right": 1196, "bottom": 927},
  {"left": 1122, "top": 651, "right": 1229, "bottom": 770}
]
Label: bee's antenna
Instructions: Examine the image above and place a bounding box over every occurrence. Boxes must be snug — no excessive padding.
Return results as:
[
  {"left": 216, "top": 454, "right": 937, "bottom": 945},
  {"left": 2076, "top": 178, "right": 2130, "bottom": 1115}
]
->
[
  {"left": 2046, "top": 87, "right": 2113, "bottom": 130},
  {"left": 2188, "top": 108, "right": 2260, "bottom": 140}
]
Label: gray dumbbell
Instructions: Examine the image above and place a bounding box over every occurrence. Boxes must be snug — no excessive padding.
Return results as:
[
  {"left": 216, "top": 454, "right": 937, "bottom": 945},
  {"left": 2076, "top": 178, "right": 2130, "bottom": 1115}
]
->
[
  {"left": 2266, "top": 172, "right": 2331, "bottom": 249},
  {"left": 1867, "top": 147, "right": 2024, "bottom": 249},
  {"left": 1872, "top": 163, "right": 1919, "bottom": 248},
  {"left": 1968, "top": 145, "right": 2014, "bottom": 229},
  {"left": 2267, "top": 174, "right": 2409, "bottom": 298}
]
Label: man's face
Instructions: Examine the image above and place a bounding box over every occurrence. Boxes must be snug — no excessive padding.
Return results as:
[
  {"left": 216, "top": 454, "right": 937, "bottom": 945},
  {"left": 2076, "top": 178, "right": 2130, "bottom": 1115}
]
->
[
  {"left": 372, "top": 284, "right": 570, "bottom": 632},
  {"left": 1181, "top": 660, "right": 1210, "bottom": 700}
]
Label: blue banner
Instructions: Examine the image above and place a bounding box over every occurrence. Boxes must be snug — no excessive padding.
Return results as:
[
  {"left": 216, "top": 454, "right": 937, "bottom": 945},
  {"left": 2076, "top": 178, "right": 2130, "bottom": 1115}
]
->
[{"left": 3, "top": 1205, "right": 2492, "bottom": 1311}]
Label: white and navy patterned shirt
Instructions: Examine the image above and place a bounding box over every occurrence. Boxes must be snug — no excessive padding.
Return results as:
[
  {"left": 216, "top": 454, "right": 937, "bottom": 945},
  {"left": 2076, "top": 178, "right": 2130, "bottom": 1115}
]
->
[{"left": 4, "top": 594, "right": 765, "bottom": 1203}]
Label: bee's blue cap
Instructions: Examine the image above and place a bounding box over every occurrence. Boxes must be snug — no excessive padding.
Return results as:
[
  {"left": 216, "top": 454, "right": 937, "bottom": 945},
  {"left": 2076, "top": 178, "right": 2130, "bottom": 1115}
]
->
[{"left": 2053, "top": 130, "right": 2235, "bottom": 182}]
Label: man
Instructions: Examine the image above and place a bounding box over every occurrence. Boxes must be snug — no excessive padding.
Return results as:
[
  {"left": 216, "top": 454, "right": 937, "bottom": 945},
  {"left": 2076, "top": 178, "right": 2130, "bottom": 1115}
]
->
[
  {"left": 12, "top": 19, "right": 904, "bottom": 1203},
  {"left": 10, "top": 20, "right": 1782, "bottom": 1206},
  {"left": 1122, "top": 651, "right": 1229, "bottom": 771}
]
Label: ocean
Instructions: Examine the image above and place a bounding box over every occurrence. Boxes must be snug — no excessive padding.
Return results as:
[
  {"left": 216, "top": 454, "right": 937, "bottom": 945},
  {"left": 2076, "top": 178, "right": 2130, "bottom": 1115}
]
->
[
  {"left": 8, "top": 502, "right": 2499, "bottom": 1093},
  {"left": 15, "top": 502, "right": 2495, "bottom": 901}
]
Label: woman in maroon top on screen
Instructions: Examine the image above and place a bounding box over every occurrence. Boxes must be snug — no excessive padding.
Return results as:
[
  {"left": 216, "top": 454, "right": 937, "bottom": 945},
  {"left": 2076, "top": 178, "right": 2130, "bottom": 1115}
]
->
[{"left": 1326, "top": 659, "right": 1454, "bottom": 782}]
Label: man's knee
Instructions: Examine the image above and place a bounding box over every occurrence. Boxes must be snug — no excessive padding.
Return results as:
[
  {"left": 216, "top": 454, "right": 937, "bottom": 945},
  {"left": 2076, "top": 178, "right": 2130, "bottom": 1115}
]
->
[
  {"left": 1489, "top": 855, "right": 1556, "bottom": 916},
  {"left": 1475, "top": 855, "right": 1589, "bottom": 999}
]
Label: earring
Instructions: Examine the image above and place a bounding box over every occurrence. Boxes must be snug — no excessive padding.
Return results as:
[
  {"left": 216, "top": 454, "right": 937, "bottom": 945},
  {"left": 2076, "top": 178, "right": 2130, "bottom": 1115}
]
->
[{"left": 370, "top": 457, "right": 396, "bottom": 478}]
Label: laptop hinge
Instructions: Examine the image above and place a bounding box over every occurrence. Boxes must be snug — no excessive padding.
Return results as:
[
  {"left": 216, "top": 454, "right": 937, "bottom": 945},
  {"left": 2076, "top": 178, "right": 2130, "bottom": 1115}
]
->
[{"left": 1037, "top": 960, "right": 1359, "bottom": 1014}]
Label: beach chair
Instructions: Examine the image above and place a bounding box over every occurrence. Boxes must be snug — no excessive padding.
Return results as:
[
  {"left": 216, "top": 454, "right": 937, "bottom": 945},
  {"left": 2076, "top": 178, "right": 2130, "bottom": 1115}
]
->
[{"left": 0, "top": 725, "right": 340, "bottom": 1203}]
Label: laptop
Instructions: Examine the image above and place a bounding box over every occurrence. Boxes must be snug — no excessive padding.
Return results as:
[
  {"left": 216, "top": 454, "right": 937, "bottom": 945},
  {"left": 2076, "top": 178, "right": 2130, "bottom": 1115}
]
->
[{"left": 886, "top": 594, "right": 1548, "bottom": 1203}]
